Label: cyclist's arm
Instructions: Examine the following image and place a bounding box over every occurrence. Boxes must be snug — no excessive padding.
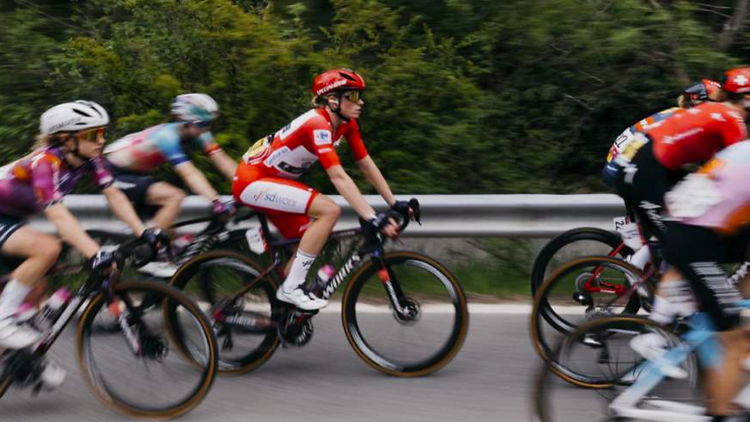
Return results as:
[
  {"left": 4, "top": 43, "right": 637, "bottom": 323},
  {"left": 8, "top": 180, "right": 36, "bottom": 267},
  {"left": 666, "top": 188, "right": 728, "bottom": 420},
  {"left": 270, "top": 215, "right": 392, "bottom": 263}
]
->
[
  {"left": 101, "top": 186, "right": 146, "bottom": 236},
  {"left": 44, "top": 203, "right": 99, "bottom": 258},
  {"left": 326, "top": 164, "right": 376, "bottom": 219},
  {"left": 208, "top": 150, "right": 238, "bottom": 180},
  {"left": 356, "top": 155, "right": 396, "bottom": 207},
  {"left": 174, "top": 161, "right": 220, "bottom": 201}
]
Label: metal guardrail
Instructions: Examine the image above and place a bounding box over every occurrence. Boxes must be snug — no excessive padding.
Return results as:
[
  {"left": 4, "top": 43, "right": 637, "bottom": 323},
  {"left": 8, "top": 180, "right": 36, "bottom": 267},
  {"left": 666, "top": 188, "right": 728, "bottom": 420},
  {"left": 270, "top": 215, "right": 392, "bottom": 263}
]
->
[{"left": 29, "top": 194, "right": 628, "bottom": 238}]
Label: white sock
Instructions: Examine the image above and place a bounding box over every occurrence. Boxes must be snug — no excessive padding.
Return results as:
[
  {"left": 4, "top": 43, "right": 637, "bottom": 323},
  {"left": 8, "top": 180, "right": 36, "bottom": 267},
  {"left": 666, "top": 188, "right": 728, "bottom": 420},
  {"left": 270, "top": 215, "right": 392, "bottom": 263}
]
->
[
  {"left": 649, "top": 296, "right": 676, "bottom": 326},
  {"left": 0, "top": 280, "right": 33, "bottom": 320},
  {"left": 282, "top": 250, "right": 317, "bottom": 293},
  {"left": 627, "top": 246, "right": 651, "bottom": 271}
]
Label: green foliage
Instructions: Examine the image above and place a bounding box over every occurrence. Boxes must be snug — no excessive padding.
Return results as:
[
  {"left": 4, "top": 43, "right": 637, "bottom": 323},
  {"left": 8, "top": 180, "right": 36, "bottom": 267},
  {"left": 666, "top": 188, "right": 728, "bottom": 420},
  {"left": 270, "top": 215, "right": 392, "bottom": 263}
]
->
[{"left": 1, "top": 0, "right": 749, "bottom": 193}]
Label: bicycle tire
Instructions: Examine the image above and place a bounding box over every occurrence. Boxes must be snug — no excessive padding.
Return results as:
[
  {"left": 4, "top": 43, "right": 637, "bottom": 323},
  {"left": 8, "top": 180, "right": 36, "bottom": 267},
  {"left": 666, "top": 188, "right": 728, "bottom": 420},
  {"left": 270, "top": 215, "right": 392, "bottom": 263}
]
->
[
  {"left": 530, "top": 227, "right": 631, "bottom": 295},
  {"left": 76, "top": 279, "right": 218, "bottom": 419},
  {"left": 168, "top": 250, "right": 280, "bottom": 374},
  {"left": 0, "top": 374, "right": 10, "bottom": 399},
  {"left": 341, "top": 251, "right": 469, "bottom": 376},
  {"left": 531, "top": 256, "right": 651, "bottom": 366}
]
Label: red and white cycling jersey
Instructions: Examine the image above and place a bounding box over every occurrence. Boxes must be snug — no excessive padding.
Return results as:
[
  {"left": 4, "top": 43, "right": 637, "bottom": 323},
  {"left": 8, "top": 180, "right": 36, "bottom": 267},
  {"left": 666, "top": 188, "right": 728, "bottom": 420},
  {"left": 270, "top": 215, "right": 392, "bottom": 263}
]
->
[
  {"left": 233, "top": 108, "right": 369, "bottom": 238},
  {"left": 241, "top": 108, "right": 368, "bottom": 179},
  {"left": 648, "top": 102, "right": 747, "bottom": 170}
]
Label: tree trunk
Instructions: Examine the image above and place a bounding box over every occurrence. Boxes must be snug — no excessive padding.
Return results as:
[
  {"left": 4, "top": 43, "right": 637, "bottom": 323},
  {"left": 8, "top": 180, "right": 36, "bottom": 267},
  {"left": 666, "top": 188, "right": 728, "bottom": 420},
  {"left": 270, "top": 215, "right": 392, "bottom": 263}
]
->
[{"left": 720, "top": 0, "right": 750, "bottom": 51}]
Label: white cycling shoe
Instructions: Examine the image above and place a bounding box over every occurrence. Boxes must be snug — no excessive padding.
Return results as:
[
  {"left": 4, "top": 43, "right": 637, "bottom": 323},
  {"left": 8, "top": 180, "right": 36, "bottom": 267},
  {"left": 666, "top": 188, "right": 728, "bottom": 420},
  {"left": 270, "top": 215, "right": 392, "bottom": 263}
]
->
[
  {"left": 37, "top": 357, "right": 66, "bottom": 392},
  {"left": 276, "top": 288, "right": 328, "bottom": 311},
  {"left": 630, "top": 333, "right": 687, "bottom": 379},
  {"left": 0, "top": 317, "right": 42, "bottom": 349}
]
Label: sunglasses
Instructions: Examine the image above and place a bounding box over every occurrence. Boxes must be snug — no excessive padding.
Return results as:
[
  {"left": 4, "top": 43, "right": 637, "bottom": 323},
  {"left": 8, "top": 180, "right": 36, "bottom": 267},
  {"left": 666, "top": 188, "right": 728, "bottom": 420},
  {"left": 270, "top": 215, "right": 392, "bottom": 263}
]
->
[
  {"left": 342, "top": 90, "right": 363, "bottom": 102},
  {"left": 77, "top": 127, "right": 106, "bottom": 142},
  {"left": 195, "top": 120, "right": 213, "bottom": 129}
]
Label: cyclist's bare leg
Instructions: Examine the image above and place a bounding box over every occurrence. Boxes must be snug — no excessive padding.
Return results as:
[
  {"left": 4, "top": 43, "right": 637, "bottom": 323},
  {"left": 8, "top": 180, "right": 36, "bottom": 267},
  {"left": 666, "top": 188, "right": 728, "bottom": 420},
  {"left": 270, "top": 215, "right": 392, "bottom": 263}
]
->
[
  {"left": 2, "top": 227, "right": 60, "bottom": 288},
  {"left": 146, "top": 182, "right": 186, "bottom": 230},
  {"left": 704, "top": 327, "right": 749, "bottom": 415},
  {"left": 280, "top": 195, "right": 339, "bottom": 294},
  {"left": 0, "top": 227, "right": 60, "bottom": 318},
  {"left": 298, "top": 194, "right": 340, "bottom": 255}
]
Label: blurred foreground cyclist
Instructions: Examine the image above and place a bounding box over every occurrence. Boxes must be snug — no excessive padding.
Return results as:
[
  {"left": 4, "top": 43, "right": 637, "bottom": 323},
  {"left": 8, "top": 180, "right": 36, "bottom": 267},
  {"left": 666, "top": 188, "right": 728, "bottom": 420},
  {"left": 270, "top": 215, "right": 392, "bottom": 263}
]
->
[{"left": 0, "top": 101, "right": 160, "bottom": 391}]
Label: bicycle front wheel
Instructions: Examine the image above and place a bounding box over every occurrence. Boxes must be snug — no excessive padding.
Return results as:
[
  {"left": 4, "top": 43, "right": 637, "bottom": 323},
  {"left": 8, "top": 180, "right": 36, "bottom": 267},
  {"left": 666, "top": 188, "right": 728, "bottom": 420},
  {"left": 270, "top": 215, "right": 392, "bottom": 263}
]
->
[
  {"left": 533, "top": 317, "right": 700, "bottom": 421},
  {"left": 342, "top": 251, "right": 469, "bottom": 376},
  {"left": 77, "top": 279, "right": 218, "bottom": 419}
]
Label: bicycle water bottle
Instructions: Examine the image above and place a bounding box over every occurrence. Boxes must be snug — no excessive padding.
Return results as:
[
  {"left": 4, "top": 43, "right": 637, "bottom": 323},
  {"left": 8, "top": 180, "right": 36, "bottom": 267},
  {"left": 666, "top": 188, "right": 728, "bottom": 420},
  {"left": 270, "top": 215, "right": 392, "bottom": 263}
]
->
[
  {"left": 38, "top": 287, "right": 72, "bottom": 327},
  {"left": 310, "top": 265, "right": 335, "bottom": 298}
]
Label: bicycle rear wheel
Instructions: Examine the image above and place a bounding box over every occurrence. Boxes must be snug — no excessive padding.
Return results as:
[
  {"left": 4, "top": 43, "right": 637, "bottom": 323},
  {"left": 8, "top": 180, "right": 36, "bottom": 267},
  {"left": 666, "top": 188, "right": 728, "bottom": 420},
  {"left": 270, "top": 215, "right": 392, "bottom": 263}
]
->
[
  {"left": 77, "top": 279, "right": 218, "bottom": 419},
  {"left": 533, "top": 317, "right": 700, "bottom": 421},
  {"left": 342, "top": 251, "right": 469, "bottom": 376},
  {"left": 531, "top": 228, "right": 632, "bottom": 295},
  {"left": 531, "top": 256, "right": 653, "bottom": 366},
  {"left": 168, "top": 250, "right": 280, "bottom": 374}
]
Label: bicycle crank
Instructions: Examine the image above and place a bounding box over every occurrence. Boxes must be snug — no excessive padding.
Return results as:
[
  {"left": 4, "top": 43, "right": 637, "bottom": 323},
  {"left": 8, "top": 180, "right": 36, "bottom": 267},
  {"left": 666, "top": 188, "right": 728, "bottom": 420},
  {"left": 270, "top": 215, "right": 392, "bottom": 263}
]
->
[{"left": 279, "top": 308, "right": 316, "bottom": 348}]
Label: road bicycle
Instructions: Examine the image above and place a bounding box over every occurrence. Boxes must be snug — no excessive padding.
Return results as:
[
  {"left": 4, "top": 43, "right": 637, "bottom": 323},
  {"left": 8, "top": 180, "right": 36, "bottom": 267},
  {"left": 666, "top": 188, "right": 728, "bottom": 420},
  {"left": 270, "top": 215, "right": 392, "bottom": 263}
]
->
[
  {"left": 0, "top": 238, "right": 218, "bottom": 419},
  {"left": 168, "top": 199, "right": 470, "bottom": 377}
]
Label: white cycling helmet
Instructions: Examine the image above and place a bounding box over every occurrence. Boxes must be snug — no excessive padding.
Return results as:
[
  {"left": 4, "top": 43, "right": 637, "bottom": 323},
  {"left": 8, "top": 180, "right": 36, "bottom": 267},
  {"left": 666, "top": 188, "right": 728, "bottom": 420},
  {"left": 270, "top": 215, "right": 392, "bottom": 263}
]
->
[
  {"left": 40, "top": 100, "right": 109, "bottom": 135},
  {"left": 170, "top": 93, "right": 219, "bottom": 124}
]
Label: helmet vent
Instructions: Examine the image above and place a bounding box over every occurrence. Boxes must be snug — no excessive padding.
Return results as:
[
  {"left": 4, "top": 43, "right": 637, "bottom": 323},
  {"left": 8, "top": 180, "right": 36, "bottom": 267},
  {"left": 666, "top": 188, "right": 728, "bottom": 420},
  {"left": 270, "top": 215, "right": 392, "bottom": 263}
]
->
[
  {"left": 339, "top": 73, "right": 357, "bottom": 82},
  {"left": 73, "top": 108, "right": 92, "bottom": 117}
]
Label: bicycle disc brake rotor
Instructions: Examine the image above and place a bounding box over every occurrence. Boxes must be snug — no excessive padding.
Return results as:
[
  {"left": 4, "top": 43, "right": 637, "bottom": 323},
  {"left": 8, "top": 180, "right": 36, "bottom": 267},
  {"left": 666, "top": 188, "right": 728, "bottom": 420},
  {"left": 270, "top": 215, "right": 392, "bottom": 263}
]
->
[
  {"left": 142, "top": 336, "right": 169, "bottom": 361},
  {"left": 393, "top": 298, "right": 421, "bottom": 326}
]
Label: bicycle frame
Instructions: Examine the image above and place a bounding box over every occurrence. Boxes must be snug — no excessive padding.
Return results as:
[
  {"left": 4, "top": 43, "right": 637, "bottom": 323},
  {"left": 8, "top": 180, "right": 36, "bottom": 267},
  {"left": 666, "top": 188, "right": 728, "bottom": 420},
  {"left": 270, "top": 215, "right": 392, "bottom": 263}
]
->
[
  {"left": 217, "top": 211, "right": 410, "bottom": 316},
  {"left": 607, "top": 302, "right": 750, "bottom": 422},
  {"left": 1, "top": 240, "right": 160, "bottom": 383}
]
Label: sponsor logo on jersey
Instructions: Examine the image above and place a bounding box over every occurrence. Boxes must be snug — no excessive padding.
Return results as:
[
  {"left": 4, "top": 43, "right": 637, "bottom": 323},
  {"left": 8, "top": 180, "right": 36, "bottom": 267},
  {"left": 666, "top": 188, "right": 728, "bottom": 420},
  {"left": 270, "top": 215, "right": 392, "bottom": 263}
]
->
[
  {"left": 263, "top": 146, "right": 291, "bottom": 167},
  {"left": 661, "top": 127, "right": 704, "bottom": 145},
  {"left": 314, "top": 130, "right": 332, "bottom": 146}
]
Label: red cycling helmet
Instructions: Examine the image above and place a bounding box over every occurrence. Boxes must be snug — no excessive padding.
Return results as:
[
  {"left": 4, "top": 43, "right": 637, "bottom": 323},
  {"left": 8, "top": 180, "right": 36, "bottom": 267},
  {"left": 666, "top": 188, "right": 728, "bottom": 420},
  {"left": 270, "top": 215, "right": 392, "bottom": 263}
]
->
[
  {"left": 722, "top": 67, "right": 750, "bottom": 94},
  {"left": 312, "top": 69, "right": 366, "bottom": 97}
]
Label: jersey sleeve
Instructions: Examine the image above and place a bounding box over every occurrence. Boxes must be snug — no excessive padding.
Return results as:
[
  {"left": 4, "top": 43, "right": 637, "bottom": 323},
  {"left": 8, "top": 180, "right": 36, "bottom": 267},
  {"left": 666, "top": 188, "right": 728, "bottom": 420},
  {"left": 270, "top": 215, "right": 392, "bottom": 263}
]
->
[
  {"left": 30, "top": 153, "right": 64, "bottom": 209},
  {"left": 343, "top": 119, "right": 369, "bottom": 161},
  {"left": 306, "top": 121, "right": 342, "bottom": 170},
  {"left": 89, "top": 156, "right": 114, "bottom": 190},
  {"left": 719, "top": 110, "right": 749, "bottom": 147},
  {"left": 195, "top": 131, "right": 223, "bottom": 156},
  {"left": 153, "top": 126, "right": 191, "bottom": 167}
]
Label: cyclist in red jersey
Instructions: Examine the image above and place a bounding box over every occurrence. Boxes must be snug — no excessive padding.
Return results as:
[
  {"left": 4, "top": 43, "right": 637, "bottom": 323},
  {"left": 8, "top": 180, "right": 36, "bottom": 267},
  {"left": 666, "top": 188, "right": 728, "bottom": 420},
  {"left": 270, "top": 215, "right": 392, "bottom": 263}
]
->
[
  {"left": 233, "top": 69, "right": 411, "bottom": 310},
  {"left": 618, "top": 69, "right": 750, "bottom": 402},
  {"left": 614, "top": 68, "right": 750, "bottom": 238}
]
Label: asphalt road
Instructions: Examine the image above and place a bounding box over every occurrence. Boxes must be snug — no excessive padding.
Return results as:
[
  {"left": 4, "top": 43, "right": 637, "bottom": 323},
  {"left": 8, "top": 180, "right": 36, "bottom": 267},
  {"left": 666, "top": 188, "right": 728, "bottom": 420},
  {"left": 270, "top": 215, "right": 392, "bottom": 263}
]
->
[{"left": 2, "top": 308, "right": 543, "bottom": 422}]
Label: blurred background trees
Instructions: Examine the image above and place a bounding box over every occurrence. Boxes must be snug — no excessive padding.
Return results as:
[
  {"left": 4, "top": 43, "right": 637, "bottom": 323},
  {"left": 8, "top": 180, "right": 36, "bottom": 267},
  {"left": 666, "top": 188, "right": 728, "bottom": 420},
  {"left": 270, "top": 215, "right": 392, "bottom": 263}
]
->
[{"left": 1, "top": 0, "right": 748, "bottom": 193}]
